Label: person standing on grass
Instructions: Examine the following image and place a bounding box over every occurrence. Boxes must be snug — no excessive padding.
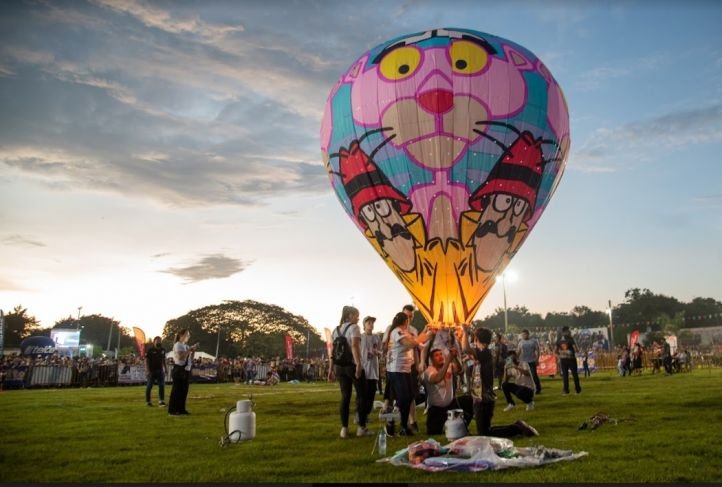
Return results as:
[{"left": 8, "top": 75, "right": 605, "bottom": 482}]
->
[
  {"left": 556, "top": 326, "right": 582, "bottom": 395},
  {"left": 330, "top": 305, "right": 371, "bottom": 438},
  {"left": 145, "top": 336, "right": 168, "bottom": 407},
  {"left": 360, "top": 316, "right": 381, "bottom": 421},
  {"left": 168, "top": 329, "right": 197, "bottom": 416},
  {"left": 461, "top": 326, "right": 539, "bottom": 438},
  {"left": 386, "top": 311, "right": 431, "bottom": 436},
  {"left": 517, "top": 329, "right": 542, "bottom": 394}
]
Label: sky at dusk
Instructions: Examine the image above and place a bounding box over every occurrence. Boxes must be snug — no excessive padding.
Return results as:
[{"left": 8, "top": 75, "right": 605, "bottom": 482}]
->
[{"left": 2, "top": 0, "right": 721, "bottom": 341}]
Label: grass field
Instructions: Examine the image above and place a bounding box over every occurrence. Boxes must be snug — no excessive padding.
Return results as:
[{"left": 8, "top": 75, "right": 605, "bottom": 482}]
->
[{"left": 1, "top": 368, "right": 721, "bottom": 483}]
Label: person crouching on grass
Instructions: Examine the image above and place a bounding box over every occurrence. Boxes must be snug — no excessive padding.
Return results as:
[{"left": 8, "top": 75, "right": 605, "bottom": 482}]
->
[
  {"left": 501, "top": 350, "right": 536, "bottom": 412},
  {"left": 422, "top": 345, "right": 473, "bottom": 436},
  {"left": 461, "top": 326, "right": 539, "bottom": 438}
]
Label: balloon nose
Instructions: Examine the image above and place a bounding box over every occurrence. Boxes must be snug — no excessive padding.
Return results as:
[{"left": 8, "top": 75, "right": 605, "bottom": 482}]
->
[{"left": 417, "top": 89, "right": 454, "bottom": 114}]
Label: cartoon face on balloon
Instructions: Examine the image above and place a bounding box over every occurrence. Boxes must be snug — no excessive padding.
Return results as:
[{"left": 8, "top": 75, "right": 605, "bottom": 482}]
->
[{"left": 322, "top": 28, "right": 569, "bottom": 327}]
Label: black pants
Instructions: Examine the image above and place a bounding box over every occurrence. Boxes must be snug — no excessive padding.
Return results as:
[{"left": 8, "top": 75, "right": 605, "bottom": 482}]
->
[
  {"left": 526, "top": 361, "right": 542, "bottom": 393},
  {"left": 364, "top": 378, "right": 378, "bottom": 418},
  {"left": 336, "top": 365, "right": 367, "bottom": 428},
  {"left": 426, "top": 395, "right": 474, "bottom": 435},
  {"left": 387, "top": 371, "right": 415, "bottom": 430},
  {"left": 473, "top": 400, "right": 524, "bottom": 437},
  {"left": 168, "top": 366, "right": 189, "bottom": 414},
  {"left": 502, "top": 382, "right": 534, "bottom": 405},
  {"left": 560, "top": 358, "right": 581, "bottom": 394}
]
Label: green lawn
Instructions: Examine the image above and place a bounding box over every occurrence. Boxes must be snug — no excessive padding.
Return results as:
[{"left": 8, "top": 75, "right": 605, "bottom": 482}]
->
[{"left": 1, "top": 368, "right": 721, "bottom": 483}]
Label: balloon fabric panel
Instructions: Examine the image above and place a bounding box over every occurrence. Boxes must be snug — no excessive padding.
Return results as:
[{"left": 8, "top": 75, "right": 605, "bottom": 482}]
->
[{"left": 321, "top": 28, "right": 569, "bottom": 328}]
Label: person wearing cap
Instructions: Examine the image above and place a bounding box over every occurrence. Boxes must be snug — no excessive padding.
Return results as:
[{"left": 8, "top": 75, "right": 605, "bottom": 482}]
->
[
  {"left": 423, "top": 345, "right": 473, "bottom": 435},
  {"left": 360, "top": 315, "right": 381, "bottom": 421},
  {"left": 555, "top": 326, "right": 581, "bottom": 395}
]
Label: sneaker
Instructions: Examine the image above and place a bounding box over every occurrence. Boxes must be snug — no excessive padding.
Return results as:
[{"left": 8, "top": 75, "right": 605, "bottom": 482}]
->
[
  {"left": 399, "top": 426, "right": 415, "bottom": 437},
  {"left": 340, "top": 427, "right": 348, "bottom": 439},
  {"left": 503, "top": 403, "right": 516, "bottom": 412},
  {"left": 158, "top": 401, "right": 166, "bottom": 407},
  {"left": 526, "top": 402, "right": 535, "bottom": 411},
  {"left": 575, "top": 390, "right": 582, "bottom": 395},
  {"left": 356, "top": 427, "right": 374, "bottom": 437},
  {"left": 516, "top": 420, "right": 539, "bottom": 437},
  {"left": 146, "top": 402, "right": 153, "bottom": 407}
]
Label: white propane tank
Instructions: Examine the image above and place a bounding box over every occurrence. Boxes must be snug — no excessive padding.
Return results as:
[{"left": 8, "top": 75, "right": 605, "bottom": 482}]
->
[
  {"left": 228, "top": 399, "right": 256, "bottom": 442},
  {"left": 444, "top": 408, "right": 468, "bottom": 441}
]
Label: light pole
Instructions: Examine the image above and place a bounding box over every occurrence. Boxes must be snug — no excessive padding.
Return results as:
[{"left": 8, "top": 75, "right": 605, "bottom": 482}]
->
[
  {"left": 607, "top": 300, "right": 614, "bottom": 350},
  {"left": 215, "top": 325, "right": 221, "bottom": 358},
  {"left": 496, "top": 270, "right": 517, "bottom": 335},
  {"left": 76, "top": 306, "right": 83, "bottom": 357}
]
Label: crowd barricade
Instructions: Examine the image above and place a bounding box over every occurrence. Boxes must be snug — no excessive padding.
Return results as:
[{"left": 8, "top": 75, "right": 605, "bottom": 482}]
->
[
  {"left": 191, "top": 365, "right": 217, "bottom": 382},
  {"left": 117, "top": 363, "right": 147, "bottom": 385},
  {"left": 2, "top": 365, "right": 30, "bottom": 389},
  {"left": 28, "top": 365, "right": 73, "bottom": 387}
]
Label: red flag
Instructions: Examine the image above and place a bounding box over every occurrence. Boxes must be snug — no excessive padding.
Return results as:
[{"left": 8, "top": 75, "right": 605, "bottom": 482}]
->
[
  {"left": 132, "top": 327, "right": 146, "bottom": 359},
  {"left": 537, "top": 354, "right": 557, "bottom": 376},
  {"left": 285, "top": 335, "right": 294, "bottom": 360},
  {"left": 324, "top": 328, "right": 332, "bottom": 359}
]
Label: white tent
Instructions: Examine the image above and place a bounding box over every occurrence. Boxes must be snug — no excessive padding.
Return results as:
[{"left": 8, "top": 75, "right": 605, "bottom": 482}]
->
[{"left": 166, "top": 351, "right": 216, "bottom": 361}]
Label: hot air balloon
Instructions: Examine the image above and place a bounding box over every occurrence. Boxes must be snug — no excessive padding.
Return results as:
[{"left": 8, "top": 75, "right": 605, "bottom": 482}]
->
[{"left": 321, "top": 28, "right": 569, "bottom": 328}]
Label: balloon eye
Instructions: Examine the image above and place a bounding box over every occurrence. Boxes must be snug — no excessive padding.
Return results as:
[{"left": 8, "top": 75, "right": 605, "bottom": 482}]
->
[
  {"left": 513, "top": 199, "right": 527, "bottom": 217},
  {"left": 450, "top": 40, "right": 488, "bottom": 75},
  {"left": 493, "top": 194, "right": 513, "bottom": 213},
  {"left": 375, "top": 200, "right": 391, "bottom": 217},
  {"left": 379, "top": 46, "right": 421, "bottom": 80},
  {"left": 362, "top": 205, "right": 376, "bottom": 222}
]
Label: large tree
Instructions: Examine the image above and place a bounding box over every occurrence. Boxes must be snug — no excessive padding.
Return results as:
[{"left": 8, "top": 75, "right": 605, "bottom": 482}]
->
[
  {"left": 2, "top": 305, "right": 42, "bottom": 347},
  {"left": 162, "top": 300, "right": 325, "bottom": 359}
]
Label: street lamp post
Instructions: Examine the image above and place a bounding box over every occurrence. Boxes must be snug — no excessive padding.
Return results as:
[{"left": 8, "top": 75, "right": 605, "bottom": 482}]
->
[
  {"left": 496, "top": 270, "right": 517, "bottom": 335},
  {"left": 76, "top": 306, "right": 83, "bottom": 357},
  {"left": 607, "top": 299, "right": 615, "bottom": 351},
  {"left": 215, "top": 326, "right": 221, "bottom": 358}
]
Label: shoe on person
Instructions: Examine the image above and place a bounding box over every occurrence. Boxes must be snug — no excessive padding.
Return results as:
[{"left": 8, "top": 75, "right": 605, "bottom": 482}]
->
[
  {"left": 146, "top": 402, "right": 153, "bottom": 407},
  {"left": 356, "top": 427, "right": 374, "bottom": 437},
  {"left": 503, "top": 403, "right": 515, "bottom": 412},
  {"left": 399, "top": 426, "right": 415, "bottom": 437},
  {"left": 516, "top": 420, "right": 539, "bottom": 437},
  {"left": 159, "top": 401, "right": 166, "bottom": 407},
  {"left": 340, "top": 427, "right": 348, "bottom": 439},
  {"left": 526, "top": 401, "right": 535, "bottom": 411},
  {"left": 408, "top": 422, "right": 419, "bottom": 434}
]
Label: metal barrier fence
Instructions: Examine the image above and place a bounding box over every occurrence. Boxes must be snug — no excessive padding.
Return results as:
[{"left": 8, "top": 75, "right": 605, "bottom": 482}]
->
[{"left": 4, "top": 354, "right": 717, "bottom": 389}]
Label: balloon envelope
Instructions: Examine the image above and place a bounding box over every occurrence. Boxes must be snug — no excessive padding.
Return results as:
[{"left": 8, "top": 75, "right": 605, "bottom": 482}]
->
[{"left": 321, "top": 28, "right": 569, "bottom": 327}]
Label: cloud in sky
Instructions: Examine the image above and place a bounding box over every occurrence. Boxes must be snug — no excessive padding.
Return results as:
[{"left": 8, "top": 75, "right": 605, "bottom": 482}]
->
[
  {"left": 572, "top": 103, "right": 722, "bottom": 171},
  {"left": 2, "top": 234, "right": 47, "bottom": 247},
  {"left": 161, "top": 254, "right": 250, "bottom": 283}
]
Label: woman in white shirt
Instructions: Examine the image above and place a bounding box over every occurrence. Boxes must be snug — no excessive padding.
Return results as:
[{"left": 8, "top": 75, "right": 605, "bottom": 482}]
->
[
  {"left": 168, "top": 329, "right": 197, "bottom": 416},
  {"left": 385, "top": 311, "right": 430, "bottom": 436}
]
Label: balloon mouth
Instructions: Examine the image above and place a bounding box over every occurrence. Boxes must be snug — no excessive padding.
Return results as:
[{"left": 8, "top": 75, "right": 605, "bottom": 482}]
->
[{"left": 417, "top": 89, "right": 454, "bottom": 114}]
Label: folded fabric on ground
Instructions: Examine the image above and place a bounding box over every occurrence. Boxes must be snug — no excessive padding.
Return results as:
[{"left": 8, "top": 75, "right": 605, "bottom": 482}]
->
[{"left": 380, "top": 436, "right": 588, "bottom": 473}]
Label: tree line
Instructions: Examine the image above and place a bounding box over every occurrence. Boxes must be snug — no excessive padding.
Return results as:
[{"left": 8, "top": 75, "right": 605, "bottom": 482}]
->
[{"left": 3, "top": 288, "right": 720, "bottom": 357}]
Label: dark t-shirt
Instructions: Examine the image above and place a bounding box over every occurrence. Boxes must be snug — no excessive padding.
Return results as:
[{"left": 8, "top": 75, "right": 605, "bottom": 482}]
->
[
  {"left": 472, "top": 348, "right": 495, "bottom": 402},
  {"left": 146, "top": 346, "right": 166, "bottom": 371}
]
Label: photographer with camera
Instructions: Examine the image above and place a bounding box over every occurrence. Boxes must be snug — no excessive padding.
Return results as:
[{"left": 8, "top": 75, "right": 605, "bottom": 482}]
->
[{"left": 168, "top": 329, "right": 198, "bottom": 416}]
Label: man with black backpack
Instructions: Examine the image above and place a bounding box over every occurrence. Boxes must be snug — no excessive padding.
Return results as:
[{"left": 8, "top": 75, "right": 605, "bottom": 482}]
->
[{"left": 330, "top": 305, "right": 372, "bottom": 438}]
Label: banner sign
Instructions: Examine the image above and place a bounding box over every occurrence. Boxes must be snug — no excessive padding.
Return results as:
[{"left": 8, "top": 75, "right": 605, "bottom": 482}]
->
[
  {"left": 20, "top": 336, "right": 57, "bottom": 356},
  {"left": 132, "top": 327, "right": 146, "bottom": 359},
  {"left": 285, "top": 335, "right": 294, "bottom": 360},
  {"left": 629, "top": 329, "right": 640, "bottom": 348},
  {"left": 117, "top": 363, "right": 147, "bottom": 384},
  {"left": 537, "top": 353, "right": 557, "bottom": 376}
]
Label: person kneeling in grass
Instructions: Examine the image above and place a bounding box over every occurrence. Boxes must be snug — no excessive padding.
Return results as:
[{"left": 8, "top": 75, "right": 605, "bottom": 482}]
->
[{"left": 501, "top": 350, "right": 536, "bottom": 412}]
